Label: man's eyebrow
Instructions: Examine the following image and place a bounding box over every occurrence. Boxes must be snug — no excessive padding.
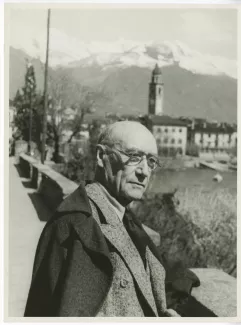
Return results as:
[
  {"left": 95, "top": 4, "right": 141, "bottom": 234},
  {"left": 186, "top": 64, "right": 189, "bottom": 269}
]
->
[
  {"left": 125, "top": 147, "right": 158, "bottom": 157},
  {"left": 124, "top": 147, "right": 144, "bottom": 154}
]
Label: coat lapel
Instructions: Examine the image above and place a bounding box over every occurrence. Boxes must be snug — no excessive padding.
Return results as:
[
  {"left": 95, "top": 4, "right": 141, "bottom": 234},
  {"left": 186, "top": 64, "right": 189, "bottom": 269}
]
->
[
  {"left": 86, "top": 183, "right": 158, "bottom": 316},
  {"left": 146, "top": 247, "right": 167, "bottom": 316}
]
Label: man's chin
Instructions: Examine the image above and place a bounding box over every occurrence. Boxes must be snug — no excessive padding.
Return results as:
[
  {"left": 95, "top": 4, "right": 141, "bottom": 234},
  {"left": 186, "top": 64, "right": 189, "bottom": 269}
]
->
[{"left": 125, "top": 188, "right": 145, "bottom": 201}]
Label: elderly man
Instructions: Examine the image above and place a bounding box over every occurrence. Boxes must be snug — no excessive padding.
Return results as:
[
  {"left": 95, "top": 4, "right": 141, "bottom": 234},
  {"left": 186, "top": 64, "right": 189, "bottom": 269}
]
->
[{"left": 24, "top": 121, "right": 199, "bottom": 317}]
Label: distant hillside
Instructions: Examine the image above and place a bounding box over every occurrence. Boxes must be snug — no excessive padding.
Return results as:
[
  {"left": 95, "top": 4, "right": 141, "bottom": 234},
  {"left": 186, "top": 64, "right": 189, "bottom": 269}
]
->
[
  {"left": 61, "top": 64, "right": 237, "bottom": 122},
  {"left": 9, "top": 47, "right": 46, "bottom": 97},
  {"left": 9, "top": 47, "right": 237, "bottom": 123}
]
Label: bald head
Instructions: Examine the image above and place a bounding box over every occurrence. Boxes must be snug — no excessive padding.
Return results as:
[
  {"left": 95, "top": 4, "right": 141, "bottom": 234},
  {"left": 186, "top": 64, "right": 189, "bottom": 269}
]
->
[{"left": 98, "top": 121, "right": 158, "bottom": 155}]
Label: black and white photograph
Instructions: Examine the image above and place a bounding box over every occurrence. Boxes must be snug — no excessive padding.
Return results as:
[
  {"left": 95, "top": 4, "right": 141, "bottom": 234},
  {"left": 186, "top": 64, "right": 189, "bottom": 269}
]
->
[{"left": 5, "top": 3, "right": 239, "bottom": 320}]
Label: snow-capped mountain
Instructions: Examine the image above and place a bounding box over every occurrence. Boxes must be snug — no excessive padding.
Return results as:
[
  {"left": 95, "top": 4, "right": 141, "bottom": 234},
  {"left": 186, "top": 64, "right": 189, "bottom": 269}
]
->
[
  {"left": 9, "top": 45, "right": 237, "bottom": 123},
  {"left": 10, "top": 28, "right": 237, "bottom": 79}
]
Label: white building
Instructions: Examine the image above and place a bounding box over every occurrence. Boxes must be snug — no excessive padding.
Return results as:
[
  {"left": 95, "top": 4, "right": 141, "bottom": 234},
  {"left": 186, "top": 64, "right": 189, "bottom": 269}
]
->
[
  {"left": 9, "top": 105, "right": 16, "bottom": 140},
  {"left": 141, "top": 115, "right": 188, "bottom": 156},
  {"left": 183, "top": 119, "right": 237, "bottom": 159},
  {"left": 191, "top": 123, "right": 237, "bottom": 152}
]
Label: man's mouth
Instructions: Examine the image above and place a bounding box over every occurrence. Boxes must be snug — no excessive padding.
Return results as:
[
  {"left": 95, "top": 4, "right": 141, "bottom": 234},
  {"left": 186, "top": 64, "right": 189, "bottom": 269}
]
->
[{"left": 129, "top": 182, "right": 145, "bottom": 188}]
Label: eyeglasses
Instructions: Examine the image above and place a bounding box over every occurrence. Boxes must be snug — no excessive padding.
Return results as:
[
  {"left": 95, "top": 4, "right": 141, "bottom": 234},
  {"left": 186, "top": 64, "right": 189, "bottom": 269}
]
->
[{"left": 104, "top": 146, "right": 160, "bottom": 171}]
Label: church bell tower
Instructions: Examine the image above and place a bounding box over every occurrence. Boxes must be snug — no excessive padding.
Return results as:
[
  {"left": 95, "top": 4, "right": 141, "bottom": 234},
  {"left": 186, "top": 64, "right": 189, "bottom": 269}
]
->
[{"left": 148, "top": 64, "right": 164, "bottom": 115}]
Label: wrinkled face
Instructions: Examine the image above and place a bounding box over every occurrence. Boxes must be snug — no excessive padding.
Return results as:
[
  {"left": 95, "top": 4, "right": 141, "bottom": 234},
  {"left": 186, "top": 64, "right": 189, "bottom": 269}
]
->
[{"left": 97, "top": 125, "right": 158, "bottom": 205}]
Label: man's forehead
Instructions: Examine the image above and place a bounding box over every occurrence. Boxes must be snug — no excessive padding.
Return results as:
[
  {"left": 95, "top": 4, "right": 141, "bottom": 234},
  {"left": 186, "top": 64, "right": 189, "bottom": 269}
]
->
[
  {"left": 110, "top": 122, "right": 158, "bottom": 154},
  {"left": 119, "top": 133, "right": 158, "bottom": 155}
]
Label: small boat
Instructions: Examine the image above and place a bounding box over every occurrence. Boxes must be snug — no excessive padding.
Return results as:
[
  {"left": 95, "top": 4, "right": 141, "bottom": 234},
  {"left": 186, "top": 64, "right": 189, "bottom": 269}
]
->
[
  {"left": 229, "top": 164, "right": 237, "bottom": 171},
  {"left": 213, "top": 173, "right": 223, "bottom": 182},
  {"left": 200, "top": 161, "right": 230, "bottom": 172}
]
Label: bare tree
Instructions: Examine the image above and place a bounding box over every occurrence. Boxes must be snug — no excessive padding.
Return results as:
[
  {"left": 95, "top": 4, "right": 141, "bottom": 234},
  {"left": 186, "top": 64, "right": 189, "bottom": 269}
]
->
[
  {"left": 47, "top": 71, "right": 110, "bottom": 162},
  {"left": 66, "top": 88, "right": 107, "bottom": 144},
  {"left": 46, "top": 73, "right": 69, "bottom": 162}
]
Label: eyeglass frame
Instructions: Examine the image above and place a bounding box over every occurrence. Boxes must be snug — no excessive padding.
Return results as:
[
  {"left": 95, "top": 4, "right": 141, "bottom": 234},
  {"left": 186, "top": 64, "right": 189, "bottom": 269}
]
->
[{"left": 101, "top": 145, "right": 161, "bottom": 171}]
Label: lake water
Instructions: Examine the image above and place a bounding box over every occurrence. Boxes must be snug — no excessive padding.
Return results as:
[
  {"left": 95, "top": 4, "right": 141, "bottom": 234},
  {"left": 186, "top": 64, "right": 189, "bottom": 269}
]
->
[{"left": 149, "top": 168, "right": 237, "bottom": 195}]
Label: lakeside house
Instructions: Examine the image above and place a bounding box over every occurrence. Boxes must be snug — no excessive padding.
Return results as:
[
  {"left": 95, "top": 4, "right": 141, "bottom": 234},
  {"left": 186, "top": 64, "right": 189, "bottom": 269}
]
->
[
  {"left": 140, "top": 114, "right": 188, "bottom": 156},
  {"left": 180, "top": 117, "right": 237, "bottom": 159}
]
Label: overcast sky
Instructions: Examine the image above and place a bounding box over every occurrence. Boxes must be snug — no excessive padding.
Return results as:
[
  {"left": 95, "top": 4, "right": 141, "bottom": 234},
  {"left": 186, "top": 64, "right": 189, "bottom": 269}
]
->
[{"left": 9, "top": 7, "right": 237, "bottom": 59}]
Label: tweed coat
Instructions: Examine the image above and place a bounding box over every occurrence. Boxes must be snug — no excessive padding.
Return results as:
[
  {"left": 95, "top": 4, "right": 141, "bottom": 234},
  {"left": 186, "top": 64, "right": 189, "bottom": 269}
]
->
[
  {"left": 86, "top": 183, "right": 167, "bottom": 317},
  {"left": 24, "top": 183, "right": 199, "bottom": 317}
]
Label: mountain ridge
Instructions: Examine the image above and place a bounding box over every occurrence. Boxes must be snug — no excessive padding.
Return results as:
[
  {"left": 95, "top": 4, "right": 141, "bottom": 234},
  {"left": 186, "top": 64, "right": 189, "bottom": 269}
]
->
[
  {"left": 10, "top": 29, "right": 237, "bottom": 79},
  {"left": 9, "top": 46, "right": 237, "bottom": 123}
]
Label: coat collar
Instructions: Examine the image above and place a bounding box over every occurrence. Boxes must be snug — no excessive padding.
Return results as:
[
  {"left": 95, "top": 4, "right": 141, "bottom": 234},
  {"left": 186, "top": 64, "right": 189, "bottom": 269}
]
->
[
  {"left": 56, "top": 182, "right": 92, "bottom": 216},
  {"left": 55, "top": 180, "right": 125, "bottom": 223},
  {"left": 96, "top": 182, "right": 125, "bottom": 221},
  {"left": 55, "top": 182, "right": 112, "bottom": 262}
]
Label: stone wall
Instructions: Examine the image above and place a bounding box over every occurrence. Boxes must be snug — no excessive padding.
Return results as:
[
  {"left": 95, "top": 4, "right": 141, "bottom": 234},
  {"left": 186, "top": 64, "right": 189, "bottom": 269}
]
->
[
  {"left": 190, "top": 268, "right": 237, "bottom": 317},
  {"left": 19, "top": 153, "right": 78, "bottom": 212},
  {"left": 14, "top": 140, "right": 28, "bottom": 164}
]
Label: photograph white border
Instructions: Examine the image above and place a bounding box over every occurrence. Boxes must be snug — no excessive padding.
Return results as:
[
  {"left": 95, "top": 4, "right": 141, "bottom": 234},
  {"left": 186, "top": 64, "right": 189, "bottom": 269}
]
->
[{"left": 2, "top": 1, "right": 241, "bottom": 324}]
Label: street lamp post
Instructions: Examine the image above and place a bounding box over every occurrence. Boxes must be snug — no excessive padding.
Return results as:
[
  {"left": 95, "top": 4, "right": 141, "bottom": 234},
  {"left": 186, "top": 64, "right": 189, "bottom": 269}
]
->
[
  {"left": 28, "top": 91, "right": 32, "bottom": 154},
  {"left": 41, "top": 8, "right": 51, "bottom": 164}
]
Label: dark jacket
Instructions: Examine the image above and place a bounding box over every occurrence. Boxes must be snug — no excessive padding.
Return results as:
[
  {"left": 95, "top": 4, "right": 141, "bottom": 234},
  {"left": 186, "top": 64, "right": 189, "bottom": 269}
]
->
[{"left": 24, "top": 184, "right": 200, "bottom": 317}]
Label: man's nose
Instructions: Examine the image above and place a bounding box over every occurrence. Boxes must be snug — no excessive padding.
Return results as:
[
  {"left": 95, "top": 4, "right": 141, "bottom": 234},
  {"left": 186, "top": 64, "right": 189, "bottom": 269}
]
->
[{"left": 136, "top": 157, "right": 150, "bottom": 177}]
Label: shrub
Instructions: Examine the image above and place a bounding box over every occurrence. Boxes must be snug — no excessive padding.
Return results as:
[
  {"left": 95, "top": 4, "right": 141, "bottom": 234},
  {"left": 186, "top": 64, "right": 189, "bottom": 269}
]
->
[
  {"left": 131, "top": 187, "right": 236, "bottom": 277},
  {"left": 186, "top": 142, "right": 200, "bottom": 157},
  {"left": 60, "top": 147, "right": 86, "bottom": 183}
]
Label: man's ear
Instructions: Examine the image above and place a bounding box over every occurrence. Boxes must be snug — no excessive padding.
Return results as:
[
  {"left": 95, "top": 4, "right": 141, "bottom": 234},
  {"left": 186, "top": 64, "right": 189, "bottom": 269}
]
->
[{"left": 96, "top": 144, "right": 106, "bottom": 168}]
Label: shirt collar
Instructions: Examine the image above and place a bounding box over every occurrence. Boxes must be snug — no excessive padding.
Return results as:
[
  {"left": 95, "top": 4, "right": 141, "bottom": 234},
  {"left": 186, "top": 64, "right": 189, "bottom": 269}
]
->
[{"left": 96, "top": 182, "right": 126, "bottom": 221}]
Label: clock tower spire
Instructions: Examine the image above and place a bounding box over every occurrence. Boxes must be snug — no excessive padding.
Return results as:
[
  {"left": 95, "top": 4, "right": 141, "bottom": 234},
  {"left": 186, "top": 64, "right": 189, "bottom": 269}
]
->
[{"left": 148, "top": 64, "right": 164, "bottom": 115}]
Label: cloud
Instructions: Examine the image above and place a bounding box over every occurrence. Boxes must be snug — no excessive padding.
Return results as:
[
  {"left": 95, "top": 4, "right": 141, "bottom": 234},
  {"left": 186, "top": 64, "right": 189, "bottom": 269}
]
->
[
  {"left": 178, "top": 10, "right": 236, "bottom": 59},
  {"left": 9, "top": 8, "right": 237, "bottom": 60}
]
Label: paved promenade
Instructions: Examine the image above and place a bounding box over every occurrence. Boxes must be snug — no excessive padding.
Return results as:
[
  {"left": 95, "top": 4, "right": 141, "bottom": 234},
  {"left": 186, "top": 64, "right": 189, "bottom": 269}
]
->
[{"left": 8, "top": 157, "right": 51, "bottom": 317}]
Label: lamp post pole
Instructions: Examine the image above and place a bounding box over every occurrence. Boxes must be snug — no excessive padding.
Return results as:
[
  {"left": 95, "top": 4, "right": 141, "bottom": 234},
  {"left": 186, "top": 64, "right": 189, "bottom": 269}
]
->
[
  {"left": 28, "top": 91, "right": 32, "bottom": 154},
  {"left": 41, "top": 8, "right": 51, "bottom": 164}
]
